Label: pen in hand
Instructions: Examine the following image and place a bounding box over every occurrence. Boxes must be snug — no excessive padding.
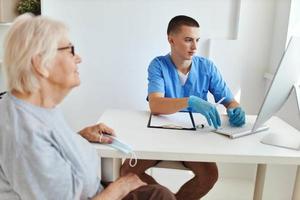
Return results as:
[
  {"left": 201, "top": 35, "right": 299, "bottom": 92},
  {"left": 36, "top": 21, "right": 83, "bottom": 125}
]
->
[
  {"left": 215, "top": 97, "right": 226, "bottom": 106},
  {"left": 213, "top": 97, "right": 225, "bottom": 129}
]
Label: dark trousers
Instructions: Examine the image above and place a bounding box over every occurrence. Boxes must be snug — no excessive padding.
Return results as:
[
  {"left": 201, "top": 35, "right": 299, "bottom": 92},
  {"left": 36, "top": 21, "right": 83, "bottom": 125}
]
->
[{"left": 122, "top": 184, "right": 176, "bottom": 200}]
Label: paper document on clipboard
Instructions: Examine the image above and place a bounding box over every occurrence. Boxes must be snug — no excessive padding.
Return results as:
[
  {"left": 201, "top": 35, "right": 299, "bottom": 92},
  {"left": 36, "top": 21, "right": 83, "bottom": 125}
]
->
[{"left": 147, "top": 112, "right": 196, "bottom": 130}]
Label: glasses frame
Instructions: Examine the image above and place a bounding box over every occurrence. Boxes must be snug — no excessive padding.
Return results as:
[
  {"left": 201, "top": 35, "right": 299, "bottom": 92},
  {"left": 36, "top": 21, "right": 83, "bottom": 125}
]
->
[{"left": 57, "top": 45, "right": 75, "bottom": 56}]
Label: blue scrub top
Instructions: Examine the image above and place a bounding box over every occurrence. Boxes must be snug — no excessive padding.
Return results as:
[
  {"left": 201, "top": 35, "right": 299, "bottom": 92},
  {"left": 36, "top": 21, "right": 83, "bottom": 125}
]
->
[{"left": 147, "top": 54, "right": 234, "bottom": 104}]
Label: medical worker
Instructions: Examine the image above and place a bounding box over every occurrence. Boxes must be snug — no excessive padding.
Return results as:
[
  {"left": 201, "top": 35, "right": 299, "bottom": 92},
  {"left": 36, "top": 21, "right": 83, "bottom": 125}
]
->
[{"left": 121, "top": 15, "right": 246, "bottom": 200}]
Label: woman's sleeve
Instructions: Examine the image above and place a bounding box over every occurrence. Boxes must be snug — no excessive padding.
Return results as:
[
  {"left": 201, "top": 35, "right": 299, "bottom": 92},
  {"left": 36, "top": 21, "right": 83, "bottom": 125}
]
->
[{"left": 3, "top": 130, "right": 84, "bottom": 200}]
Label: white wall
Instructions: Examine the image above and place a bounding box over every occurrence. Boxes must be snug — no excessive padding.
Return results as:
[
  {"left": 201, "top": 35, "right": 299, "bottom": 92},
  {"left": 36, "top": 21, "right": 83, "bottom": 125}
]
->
[
  {"left": 210, "top": 0, "right": 277, "bottom": 114},
  {"left": 0, "top": 26, "right": 5, "bottom": 59},
  {"left": 0, "top": 25, "right": 10, "bottom": 91},
  {"left": 287, "top": 0, "right": 300, "bottom": 41}
]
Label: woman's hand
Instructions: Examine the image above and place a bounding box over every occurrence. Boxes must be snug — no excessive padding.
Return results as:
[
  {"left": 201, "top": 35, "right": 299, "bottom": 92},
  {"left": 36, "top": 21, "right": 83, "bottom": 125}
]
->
[
  {"left": 115, "top": 173, "right": 147, "bottom": 195},
  {"left": 93, "top": 173, "right": 146, "bottom": 200},
  {"left": 78, "top": 123, "right": 115, "bottom": 144}
]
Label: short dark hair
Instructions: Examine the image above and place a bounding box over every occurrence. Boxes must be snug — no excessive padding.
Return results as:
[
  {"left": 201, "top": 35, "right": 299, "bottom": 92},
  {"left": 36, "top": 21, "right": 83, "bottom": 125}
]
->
[{"left": 167, "top": 15, "right": 200, "bottom": 35}]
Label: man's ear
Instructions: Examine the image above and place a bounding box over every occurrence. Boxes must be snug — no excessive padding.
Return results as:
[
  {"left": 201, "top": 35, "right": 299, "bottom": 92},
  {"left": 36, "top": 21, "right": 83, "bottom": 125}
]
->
[
  {"left": 32, "top": 55, "right": 49, "bottom": 78},
  {"left": 168, "top": 35, "right": 174, "bottom": 46}
]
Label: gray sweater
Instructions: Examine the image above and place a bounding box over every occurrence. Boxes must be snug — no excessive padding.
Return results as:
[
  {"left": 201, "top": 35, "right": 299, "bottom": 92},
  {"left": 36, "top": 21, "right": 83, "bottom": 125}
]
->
[{"left": 0, "top": 93, "right": 103, "bottom": 200}]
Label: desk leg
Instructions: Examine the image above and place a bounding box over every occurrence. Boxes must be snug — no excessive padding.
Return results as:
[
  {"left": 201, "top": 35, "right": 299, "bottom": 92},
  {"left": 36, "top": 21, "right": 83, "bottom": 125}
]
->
[
  {"left": 253, "top": 164, "right": 267, "bottom": 200},
  {"left": 101, "top": 157, "right": 122, "bottom": 182},
  {"left": 292, "top": 166, "right": 300, "bottom": 200}
]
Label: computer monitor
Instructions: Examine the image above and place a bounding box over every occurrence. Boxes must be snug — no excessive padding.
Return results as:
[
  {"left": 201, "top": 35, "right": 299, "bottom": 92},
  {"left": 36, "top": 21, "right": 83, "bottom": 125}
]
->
[{"left": 253, "top": 36, "right": 300, "bottom": 150}]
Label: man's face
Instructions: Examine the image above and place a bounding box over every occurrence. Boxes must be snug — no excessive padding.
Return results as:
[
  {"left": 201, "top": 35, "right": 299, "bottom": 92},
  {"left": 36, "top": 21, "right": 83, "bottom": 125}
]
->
[{"left": 168, "top": 25, "right": 200, "bottom": 61}]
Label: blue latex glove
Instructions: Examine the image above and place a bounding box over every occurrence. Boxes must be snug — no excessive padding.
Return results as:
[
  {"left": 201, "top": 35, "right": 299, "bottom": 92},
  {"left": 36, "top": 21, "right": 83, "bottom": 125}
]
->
[
  {"left": 227, "top": 107, "right": 246, "bottom": 127},
  {"left": 188, "top": 96, "right": 221, "bottom": 129}
]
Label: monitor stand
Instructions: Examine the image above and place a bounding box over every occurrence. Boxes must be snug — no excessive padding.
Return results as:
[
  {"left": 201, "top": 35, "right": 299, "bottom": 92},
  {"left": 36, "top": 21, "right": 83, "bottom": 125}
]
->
[{"left": 260, "top": 84, "right": 300, "bottom": 150}]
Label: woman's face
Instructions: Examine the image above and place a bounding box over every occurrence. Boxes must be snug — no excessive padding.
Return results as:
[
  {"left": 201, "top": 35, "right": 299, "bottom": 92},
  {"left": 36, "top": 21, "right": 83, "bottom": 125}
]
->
[{"left": 47, "top": 37, "right": 82, "bottom": 91}]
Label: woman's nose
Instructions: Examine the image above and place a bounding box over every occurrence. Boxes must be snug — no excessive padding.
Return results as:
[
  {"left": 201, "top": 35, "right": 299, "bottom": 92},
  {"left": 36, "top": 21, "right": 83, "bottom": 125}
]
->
[{"left": 74, "top": 54, "right": 82, "bottom": 64}]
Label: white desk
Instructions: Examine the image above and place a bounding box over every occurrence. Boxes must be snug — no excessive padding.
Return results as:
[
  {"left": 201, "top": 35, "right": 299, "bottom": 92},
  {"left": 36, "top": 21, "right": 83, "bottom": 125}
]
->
[{"left": 93, "top": 109, "right": 300, "bottom": 200}]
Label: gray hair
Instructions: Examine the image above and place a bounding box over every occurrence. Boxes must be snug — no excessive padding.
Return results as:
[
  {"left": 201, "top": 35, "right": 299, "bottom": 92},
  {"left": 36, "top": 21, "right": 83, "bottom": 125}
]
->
[{"left": 3, "top": 13, "right": 68, "bottom": 93}]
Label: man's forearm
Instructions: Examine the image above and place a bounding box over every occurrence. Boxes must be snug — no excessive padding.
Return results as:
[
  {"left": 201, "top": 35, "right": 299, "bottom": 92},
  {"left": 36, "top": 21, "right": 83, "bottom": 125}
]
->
[
  {"left": 224, "top": 99, "right": 240, "bottom": 109},
  {"left": 149, "top": 97, "right": 189, "bottom": 114}
]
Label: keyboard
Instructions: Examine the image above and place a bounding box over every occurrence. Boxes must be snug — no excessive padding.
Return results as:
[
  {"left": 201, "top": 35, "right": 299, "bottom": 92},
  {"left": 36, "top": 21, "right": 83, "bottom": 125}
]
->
[{"left": 213, "top": 122, "right": 269, "bottom": 139}]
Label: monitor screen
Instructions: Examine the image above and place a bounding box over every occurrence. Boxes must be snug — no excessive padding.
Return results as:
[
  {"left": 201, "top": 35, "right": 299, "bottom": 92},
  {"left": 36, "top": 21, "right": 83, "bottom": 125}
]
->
[{"left": 252, "top": 36, "right": 300, "bottom": 131}]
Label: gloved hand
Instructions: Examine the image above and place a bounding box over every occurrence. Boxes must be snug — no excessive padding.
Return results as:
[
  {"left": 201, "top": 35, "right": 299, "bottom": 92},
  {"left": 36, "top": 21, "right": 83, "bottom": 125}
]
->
[
  {"left": 188, "top": 96, "right": 221, "bottom": 129},
  {"left": 226, "top": 107, "right": 246, "bottom": 127}
]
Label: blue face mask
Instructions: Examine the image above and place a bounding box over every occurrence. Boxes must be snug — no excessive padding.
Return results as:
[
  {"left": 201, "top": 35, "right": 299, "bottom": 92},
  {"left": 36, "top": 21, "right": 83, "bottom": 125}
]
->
[{"left": 105, "top": 136, "right": 137, "bottom": 167}]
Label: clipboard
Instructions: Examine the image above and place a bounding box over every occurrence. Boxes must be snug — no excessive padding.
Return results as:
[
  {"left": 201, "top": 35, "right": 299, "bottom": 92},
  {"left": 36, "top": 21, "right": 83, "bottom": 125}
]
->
[{"left": 147, "top": 111, "right": 196, "bottom": 131}]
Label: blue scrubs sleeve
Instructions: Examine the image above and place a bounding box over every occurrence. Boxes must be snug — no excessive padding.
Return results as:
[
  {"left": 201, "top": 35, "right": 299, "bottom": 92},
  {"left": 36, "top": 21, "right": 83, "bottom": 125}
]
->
[
  {"left": 147, "top": 59, "right": 165, "bottom": 94},
  {"left": 209, "top": 62, "right": 234, "bottom": 104}
]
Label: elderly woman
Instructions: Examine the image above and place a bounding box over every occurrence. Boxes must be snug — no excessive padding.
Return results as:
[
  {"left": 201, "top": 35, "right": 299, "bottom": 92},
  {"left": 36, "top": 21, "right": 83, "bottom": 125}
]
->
[{"left": 0, "top": 14, "right": 175, "bottom": 200}]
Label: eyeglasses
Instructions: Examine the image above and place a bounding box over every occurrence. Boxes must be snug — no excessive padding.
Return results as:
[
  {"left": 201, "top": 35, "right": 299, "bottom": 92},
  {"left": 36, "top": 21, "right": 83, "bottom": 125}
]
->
[{"left": 57, "top": 45, "right": 75, "bottom": 56}]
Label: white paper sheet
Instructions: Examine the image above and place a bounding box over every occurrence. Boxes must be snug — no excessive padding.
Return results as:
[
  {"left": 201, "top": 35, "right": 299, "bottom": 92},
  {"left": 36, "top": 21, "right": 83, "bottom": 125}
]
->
[{"left": 150, "top": 112, "right": 194, "bottom": 129}]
